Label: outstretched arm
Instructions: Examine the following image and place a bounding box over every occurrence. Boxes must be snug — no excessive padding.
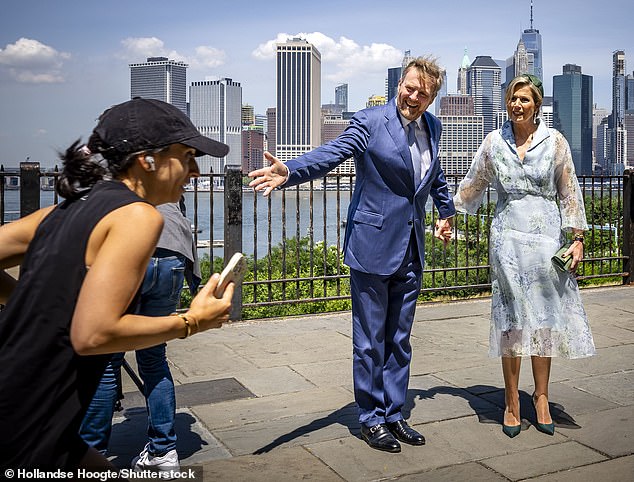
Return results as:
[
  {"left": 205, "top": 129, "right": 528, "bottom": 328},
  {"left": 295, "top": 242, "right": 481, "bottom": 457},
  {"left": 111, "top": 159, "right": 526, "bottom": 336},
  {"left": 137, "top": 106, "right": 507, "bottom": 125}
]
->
[{"left": 248, "top": 151, "right": 289, "bottom": 196}]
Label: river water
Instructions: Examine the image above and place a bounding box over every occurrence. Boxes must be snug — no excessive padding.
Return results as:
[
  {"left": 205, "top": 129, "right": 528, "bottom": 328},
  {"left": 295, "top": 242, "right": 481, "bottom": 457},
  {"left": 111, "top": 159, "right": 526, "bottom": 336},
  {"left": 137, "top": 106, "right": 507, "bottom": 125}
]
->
[{"left": 1, "top": 188, "right": 357, "bottom": 257}]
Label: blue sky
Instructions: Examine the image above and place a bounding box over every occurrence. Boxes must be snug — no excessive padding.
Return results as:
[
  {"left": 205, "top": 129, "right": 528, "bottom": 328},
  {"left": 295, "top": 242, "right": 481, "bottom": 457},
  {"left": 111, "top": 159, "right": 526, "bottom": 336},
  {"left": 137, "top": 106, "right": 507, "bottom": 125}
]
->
[{"left": 0, "top": 0, "right": 632, "bottom": 166}]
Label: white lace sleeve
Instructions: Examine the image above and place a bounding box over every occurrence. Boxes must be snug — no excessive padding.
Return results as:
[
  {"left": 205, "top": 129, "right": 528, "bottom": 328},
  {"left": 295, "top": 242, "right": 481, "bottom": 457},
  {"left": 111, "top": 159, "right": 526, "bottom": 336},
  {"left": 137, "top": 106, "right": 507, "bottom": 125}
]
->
[
  {"left": 553, "top": 131, "right": 588, "bottom": 232},
  {"left": 453, "top": 133, "right": 495, "bottom": 215}
]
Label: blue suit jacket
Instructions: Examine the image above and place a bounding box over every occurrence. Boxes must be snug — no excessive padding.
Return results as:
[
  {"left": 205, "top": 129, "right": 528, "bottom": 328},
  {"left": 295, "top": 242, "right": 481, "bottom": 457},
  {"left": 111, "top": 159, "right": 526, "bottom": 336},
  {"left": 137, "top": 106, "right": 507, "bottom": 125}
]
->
[{"left": 285, "top": 100, "right": 456, "bottom": 276}]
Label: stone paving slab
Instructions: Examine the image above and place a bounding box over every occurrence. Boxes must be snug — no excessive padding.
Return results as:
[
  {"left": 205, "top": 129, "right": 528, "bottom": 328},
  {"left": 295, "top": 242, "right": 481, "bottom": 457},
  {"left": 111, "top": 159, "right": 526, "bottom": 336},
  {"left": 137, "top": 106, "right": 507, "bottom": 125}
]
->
[
  {"left": 542, "top": 381, "right": 621, "bottom": 422},
  {"left": 200, "top": 446, "right": 344, "bottom": 482},
  {"left": 553, "top": 344, "right": 634, "bottom": 376},
  {"left": 290, "top": 358, "right": 353, "bottom": 388},
  {"left": 393, "top": 461, "right": 509, "bottom": 481},
  {"left": 480, "top": 440, "right": 607, "bottom": 481},
  {"left": 232, "top": 365, "right": 317, "bottom": 397},
  {"left": 305, "top": 432, "right": 472, "bottom": 482},
  {"left": 562, "top": 405, "right": 634, "bottom": 458},
  {"left": 561, "top": 370, "right": 634, "bottom": 407},
  {"left": 229, "top": 331, "right": 351, "bottom": 368},
  {"left": 414, "top": 298, "right": 491, "bottom": 321},
  {"left": 191, "top": 386, "right": 354, "bottom": 430},
  {"left": 168, "top": 341, "right": 256, "bottom": 379},
  {"left": 212, "top": 408, "right": 358, "bottom": 456},
  {"left": 405, "top": 374, "right": 500, "bottom": 424},
  {"left": 528, "top": 455, "right": 634, "bottom": 482}
]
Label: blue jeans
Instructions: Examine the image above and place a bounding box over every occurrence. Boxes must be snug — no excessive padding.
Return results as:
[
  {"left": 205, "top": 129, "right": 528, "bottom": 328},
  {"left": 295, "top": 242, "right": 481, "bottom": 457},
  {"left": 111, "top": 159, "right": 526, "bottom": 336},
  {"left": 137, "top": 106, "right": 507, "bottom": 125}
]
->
[{"left": 80, "top": 252, "right": 186, "bottom": 456}]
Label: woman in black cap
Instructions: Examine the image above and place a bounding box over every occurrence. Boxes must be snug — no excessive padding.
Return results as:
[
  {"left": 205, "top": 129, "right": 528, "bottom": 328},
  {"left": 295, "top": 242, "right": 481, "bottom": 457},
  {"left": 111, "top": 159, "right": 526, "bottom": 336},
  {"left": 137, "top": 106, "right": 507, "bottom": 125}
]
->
[
  {"left": 0, "top": 98, "right": 233, "bottom": 470},
  {"left": 453, "top": 75, "right": 595, "bottom": 438}
]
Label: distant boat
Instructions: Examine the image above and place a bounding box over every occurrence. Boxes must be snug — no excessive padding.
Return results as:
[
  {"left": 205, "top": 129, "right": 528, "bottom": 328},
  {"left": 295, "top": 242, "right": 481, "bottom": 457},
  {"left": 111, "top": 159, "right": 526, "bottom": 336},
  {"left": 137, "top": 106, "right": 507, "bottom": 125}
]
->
[{"left": 185, "top": 179, "right": 212, "bottom": 192}]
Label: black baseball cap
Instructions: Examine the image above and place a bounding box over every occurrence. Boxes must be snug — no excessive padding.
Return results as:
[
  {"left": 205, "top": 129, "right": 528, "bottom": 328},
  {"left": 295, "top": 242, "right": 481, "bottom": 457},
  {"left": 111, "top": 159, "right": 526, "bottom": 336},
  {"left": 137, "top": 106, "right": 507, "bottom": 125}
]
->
[{"left": 93, "top": 97, "right": 229, "bottom": 158}]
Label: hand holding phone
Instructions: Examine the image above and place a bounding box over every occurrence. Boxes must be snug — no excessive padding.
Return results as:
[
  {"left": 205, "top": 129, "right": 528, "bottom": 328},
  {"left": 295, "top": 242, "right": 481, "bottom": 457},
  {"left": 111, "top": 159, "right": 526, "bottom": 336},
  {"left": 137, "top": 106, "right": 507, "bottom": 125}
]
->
[{"left": 214, "top": 253, "right": 247, "bottom": 297}]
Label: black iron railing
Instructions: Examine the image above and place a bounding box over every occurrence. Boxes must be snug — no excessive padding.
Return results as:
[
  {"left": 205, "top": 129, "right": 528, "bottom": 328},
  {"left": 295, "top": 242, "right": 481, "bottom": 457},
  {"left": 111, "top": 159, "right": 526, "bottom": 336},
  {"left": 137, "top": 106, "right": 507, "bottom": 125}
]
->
[{"left": 1, "top": 163, "right": 632, "bottom": 320}]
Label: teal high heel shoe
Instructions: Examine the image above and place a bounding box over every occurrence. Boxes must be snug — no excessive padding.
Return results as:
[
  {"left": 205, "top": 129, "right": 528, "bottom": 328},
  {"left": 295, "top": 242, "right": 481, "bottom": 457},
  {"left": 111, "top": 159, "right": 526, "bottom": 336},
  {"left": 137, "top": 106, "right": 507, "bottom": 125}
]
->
[
  {"left": 532, "top": 392, "right": 555, "bottom": 435},
  {"left": 502, "top": 423, "right": 521, "bottom": 438}
]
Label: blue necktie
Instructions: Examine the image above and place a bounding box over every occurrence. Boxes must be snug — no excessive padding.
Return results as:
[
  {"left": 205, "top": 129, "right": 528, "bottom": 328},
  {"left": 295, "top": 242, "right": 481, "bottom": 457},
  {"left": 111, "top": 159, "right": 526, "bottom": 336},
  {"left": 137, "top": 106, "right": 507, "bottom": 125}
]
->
[{"left": 408, "top": 122, "right": 421, "bottom": 187}]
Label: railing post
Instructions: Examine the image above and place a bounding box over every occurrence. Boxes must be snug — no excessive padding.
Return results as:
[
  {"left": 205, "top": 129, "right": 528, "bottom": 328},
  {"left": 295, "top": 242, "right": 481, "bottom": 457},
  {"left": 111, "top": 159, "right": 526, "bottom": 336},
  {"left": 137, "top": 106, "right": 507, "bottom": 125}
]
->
[
  {"left": 224, "top": 166, "right": 243, "bottom": 320},
  {"left": 20, "top": 161, "right": 40, "bottom": 217},
  {"left": 623, "top": 170, "right": 634, "bottom": 285}
]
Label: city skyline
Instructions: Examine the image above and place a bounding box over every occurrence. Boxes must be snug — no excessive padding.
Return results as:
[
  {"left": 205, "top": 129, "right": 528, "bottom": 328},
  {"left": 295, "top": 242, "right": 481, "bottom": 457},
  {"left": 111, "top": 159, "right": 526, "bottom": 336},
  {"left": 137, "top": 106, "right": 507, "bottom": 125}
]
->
[{"left": 0, "top": 0, "right": 632, "bottom": 165}]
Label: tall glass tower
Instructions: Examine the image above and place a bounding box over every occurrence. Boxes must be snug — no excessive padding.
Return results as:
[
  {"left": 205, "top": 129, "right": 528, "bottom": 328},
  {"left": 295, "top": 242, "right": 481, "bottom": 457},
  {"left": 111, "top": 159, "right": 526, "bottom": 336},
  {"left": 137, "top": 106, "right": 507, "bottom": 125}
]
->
[
  {"left": 521, "top": 1, "right": 543, "bottom": 80},
  {"left": 386, "top": 67, "right": 401, "bottom": 101},
  {"left": 612, "top": 50, "right": 626, "bottom": 125},
  {"left": 276, "top": 38, "right": 321, "bottom": 162},
  {"left": 129, "top": 57, "right": 188, "bottom": 115},
  {"left": 189, "top": 78, "right": 242, "bottom": 179},
  {"left": 335, "top": 83, "right": 348, "bottom": 111},
  {"left": 610, "top": 50, "right": 627, "bottom": 174},
  {"left": 553, "top": 64, "right": 593, "bottom": 175},
  {"left": 467, "top": 56, "right": 502, "bottom": 135},
  {"left": 457, "top": 48, "right": 470, "bottom": 95}
]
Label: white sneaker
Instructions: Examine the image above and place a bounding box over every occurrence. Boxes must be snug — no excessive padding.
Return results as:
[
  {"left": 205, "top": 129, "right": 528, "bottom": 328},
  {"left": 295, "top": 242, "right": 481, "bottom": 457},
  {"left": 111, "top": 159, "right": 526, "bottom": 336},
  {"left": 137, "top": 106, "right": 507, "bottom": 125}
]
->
[{"left": 132, "top": 443, "right": 180, "bottom": 477}]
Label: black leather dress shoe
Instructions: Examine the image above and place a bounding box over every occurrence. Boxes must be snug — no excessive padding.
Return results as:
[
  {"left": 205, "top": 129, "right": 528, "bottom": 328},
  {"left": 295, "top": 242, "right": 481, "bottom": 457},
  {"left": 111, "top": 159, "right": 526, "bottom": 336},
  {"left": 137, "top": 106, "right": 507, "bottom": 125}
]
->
[
  {"left": 360, "top": 424, "right": 401, "bottom": 453},
  {"left": 386, "top": 420, "right": 426, "bottom": 445}
]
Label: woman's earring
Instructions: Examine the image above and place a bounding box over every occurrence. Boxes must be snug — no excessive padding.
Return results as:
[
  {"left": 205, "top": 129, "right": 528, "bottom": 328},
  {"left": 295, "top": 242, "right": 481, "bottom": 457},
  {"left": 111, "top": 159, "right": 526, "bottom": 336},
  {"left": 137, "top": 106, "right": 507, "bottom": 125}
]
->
[{"left": 146, "top": 155, "right": 156, "bottom": 172}]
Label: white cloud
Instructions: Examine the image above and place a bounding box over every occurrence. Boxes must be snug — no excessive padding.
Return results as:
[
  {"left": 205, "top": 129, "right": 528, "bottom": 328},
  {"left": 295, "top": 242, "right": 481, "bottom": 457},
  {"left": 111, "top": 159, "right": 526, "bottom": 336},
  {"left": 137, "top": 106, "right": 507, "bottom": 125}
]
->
[
  {"left": 120, "top": 37, "right": 225, "bottom": 70},
  {"left": 192, "top": 46, "right": 225, "bottom": 69},
  {"left": 0, "top": 38, "right": 70, "bottom": 83},
  {"left": 252, "top": 32, "right": 402, "bottom": 82}
]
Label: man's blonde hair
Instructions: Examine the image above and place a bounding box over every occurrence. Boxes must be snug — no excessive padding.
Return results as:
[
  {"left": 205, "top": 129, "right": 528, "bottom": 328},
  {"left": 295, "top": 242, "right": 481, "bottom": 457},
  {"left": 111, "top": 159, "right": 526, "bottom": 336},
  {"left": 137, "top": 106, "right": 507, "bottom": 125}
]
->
[{"left": 401, "top": 56, "right": 444, "bottom": 99}]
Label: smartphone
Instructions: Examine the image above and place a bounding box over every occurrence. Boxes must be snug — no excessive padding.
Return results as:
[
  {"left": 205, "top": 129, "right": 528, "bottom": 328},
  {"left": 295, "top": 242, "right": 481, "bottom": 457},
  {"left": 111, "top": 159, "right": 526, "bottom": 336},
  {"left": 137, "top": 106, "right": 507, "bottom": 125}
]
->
[{"left": 215, "top": 252, "right": 247, "bottom": 297}]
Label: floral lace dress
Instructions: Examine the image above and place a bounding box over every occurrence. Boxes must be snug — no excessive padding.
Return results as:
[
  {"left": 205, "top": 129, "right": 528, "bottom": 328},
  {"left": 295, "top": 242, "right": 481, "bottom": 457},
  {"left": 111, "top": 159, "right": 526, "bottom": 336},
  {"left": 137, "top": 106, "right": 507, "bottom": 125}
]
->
[{"left": 453, "top": 120, "right": 595, "bottom": 358}]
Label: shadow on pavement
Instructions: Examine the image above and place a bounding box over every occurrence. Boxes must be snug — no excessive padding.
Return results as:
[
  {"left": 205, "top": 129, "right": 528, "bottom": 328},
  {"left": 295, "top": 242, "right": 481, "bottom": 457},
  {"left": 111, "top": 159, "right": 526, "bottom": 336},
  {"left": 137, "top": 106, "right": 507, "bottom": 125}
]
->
[
  {"left": 107, "top": 408, "right": 208, "bottom": 468},
  {"left": 252, "top": 384, "right": 580, "bottom": 453}
]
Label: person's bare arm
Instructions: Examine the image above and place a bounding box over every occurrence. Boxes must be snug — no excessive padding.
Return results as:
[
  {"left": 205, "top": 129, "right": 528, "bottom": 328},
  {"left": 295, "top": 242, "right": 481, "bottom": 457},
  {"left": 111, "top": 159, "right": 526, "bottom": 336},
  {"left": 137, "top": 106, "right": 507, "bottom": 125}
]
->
[
  {"left": 0, "top": 206, "right": 55, "bottom": 302},
  {"left": 70, "top": 202, "right": 233, "bottom": 355}
]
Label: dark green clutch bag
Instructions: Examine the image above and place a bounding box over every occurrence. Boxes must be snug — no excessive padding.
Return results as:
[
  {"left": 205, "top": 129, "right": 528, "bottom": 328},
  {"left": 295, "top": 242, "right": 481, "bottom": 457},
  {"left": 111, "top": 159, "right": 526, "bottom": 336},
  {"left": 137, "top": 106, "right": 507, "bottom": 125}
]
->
[{"left": 552, "top": 242, "right": 573, "bottom": 272}]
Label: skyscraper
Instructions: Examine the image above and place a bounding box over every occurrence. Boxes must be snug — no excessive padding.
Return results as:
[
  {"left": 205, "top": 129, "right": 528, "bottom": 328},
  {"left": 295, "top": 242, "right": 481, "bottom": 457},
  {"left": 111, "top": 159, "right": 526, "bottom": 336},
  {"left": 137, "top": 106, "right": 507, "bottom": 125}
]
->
[
  {"left": 610, "top": 50, "right": 627, "bottom": 174},
  {"left": 129, "top": 57, "right": 188, "bottom": 114},
  {"left": 335, "top": 83, "right": 348, "bottom": 111},
  {"left": 612, "top": 50, "right": 626, "bottom": 125},
  {"left": 386, "top": 67, "right": 401, "bottom": 102},
  {"left": 266, "top": 107, "right": 276, "bottom": 157},
  {"left": 241, "top": 104, "right": 255, "bottom": 126},
  {"left": 386, "top": 50, "right": 414, "bottom": 102},
  {"left": 189, "top": 78, "right": 242, "bottom": 179},
  {"left": 541, "top": 96, "right": 554, "bottom": 128},
  {"left": 521, "top": 0, "right": 543, "bottom": 80},
  {"left": 553, "top": 64, "right": 593, "bottom": 175},
  {"left": 437, "top": 94, "right": 483, "bottom": 175},
  {"left": 457, "top": 48, "right": 470, "bottom": 95},
  {"left": 433, "top": 69, "right": 448, "bottom": 115},
  {"left": 242, "top": 127, "right": 265, "bottom": 173},
  {"left": 276, "top": 38, "right": 321, "bottom": 162},
  {"left": 625, "top": 73, "right": 634, "bottom": 111},
  {"left": 467, "top": 56, "right": 502, "bottom": 135}
]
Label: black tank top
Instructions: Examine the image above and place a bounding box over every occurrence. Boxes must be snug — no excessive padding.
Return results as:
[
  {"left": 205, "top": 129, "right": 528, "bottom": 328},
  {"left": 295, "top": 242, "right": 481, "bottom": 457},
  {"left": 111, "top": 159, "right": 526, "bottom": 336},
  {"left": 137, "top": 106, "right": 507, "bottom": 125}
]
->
[{"left": 0, "top": 180, "right": 149, "bottom": 469}]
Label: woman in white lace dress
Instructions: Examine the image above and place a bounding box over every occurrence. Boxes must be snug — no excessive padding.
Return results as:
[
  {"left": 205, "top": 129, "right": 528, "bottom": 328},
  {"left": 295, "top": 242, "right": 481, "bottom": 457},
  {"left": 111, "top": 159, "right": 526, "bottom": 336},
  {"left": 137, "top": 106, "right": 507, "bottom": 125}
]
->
[{"left": 453, "top": 75, "right": 595, "bottom": 438}]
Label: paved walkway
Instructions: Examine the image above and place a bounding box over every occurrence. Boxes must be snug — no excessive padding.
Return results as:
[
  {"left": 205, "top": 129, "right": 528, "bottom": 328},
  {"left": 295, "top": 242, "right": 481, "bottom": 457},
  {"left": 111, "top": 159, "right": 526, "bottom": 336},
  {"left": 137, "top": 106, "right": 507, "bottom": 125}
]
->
[{"left": 110, "top": 285, "right": 634, "bottom": 481}]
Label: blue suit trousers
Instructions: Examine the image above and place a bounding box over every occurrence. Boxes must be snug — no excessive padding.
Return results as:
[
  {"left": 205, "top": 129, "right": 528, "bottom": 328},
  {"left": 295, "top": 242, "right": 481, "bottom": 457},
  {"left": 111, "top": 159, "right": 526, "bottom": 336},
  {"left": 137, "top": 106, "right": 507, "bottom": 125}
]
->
[{"left": 350, "top": 232, "right": 422, "bottom": 426}]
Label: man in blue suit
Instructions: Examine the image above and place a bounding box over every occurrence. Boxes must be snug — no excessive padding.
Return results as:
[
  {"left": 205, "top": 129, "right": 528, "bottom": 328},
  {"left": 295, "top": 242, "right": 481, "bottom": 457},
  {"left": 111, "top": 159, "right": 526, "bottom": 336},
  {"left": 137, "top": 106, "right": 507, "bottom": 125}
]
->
[{"left": 249, "top": 57, "right": 455, "bottom": 453}]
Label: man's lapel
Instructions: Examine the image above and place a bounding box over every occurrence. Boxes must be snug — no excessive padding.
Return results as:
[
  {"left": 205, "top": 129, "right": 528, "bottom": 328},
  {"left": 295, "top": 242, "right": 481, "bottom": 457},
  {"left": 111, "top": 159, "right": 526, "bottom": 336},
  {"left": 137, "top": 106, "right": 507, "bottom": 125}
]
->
[{"left": 385, "top": 100, "right": 415, "bottom": 176}]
